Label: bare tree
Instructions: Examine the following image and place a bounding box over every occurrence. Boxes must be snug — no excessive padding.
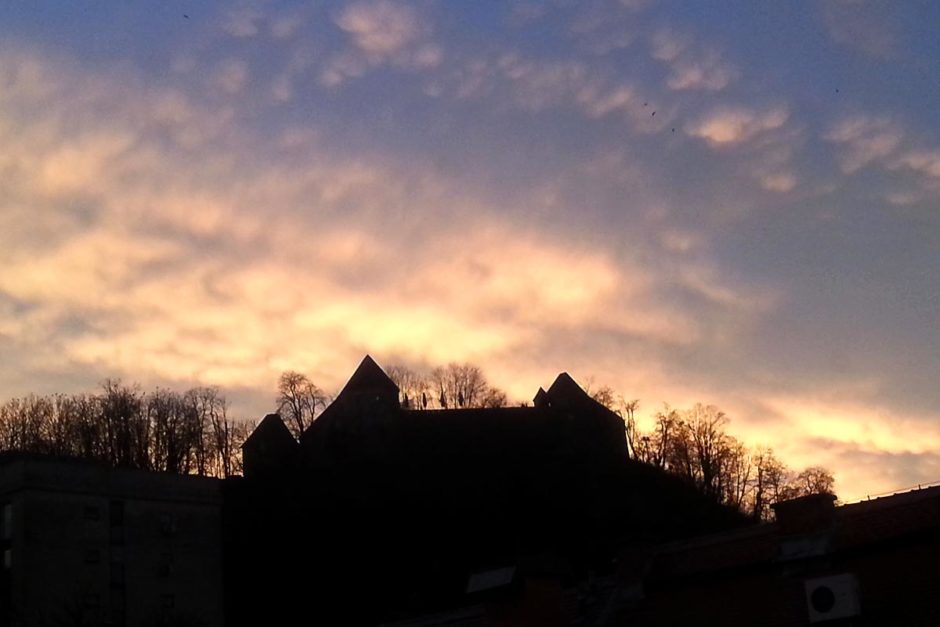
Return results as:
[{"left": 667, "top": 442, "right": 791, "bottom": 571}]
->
[
  {"left": 748, "top": 447, "right": 788, "bottom": 520},
  {"left": 429, "top": 363, "right": 487, "bottom": 409},
  {"left": 619, "top": 399, "right": 641, "bottom": 459},
  {"left": 203, "top": 390, "right": 247, "bottom": 478},
  {"left": 479, "top": 386, "right": 508, "bottom": 408},
  {"left": 99, "top": 380, "right": 146, "bottom": 468},
  {"left": 586, "top": 383, "right": 617, "bottom": 410},
  {"left": 386, "top": 365, "right": 430, "bottom": 409},
  {"left": 276, "top": 371, "right": 326, "bottom": 439},
  {"left": 63, "top": 393, "right": 103, "bottom": 461},
  {"left": 389, "top": 362, "right": 508, "bottom": 409},
  {"left": 148, "top": 389, "right": 185, "bottom": 473},
  {"left": 647, "top": 405, "right": 680, "bottom": 470},
  {"left": 684, "top": 404, "right": 730, "bottom": 500},
  {"left": 0, "top": 383, "right": 250, "bottom": 479},
  {"left": 782, "top": 465, "right": 836, "bottom": 499},
  {"left": 719, "top": 437, "right": 752, "bottom": 510}
]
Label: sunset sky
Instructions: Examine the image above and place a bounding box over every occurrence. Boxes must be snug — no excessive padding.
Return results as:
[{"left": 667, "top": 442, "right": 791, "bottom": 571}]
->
[{"left": 1, "top": 1, "right": 938, "bottom": 501}]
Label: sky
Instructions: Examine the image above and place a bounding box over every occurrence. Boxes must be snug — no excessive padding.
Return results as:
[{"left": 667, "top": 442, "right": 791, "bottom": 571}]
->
[{"left": 1, "top": 0, "right": 938, "bottom": 501}]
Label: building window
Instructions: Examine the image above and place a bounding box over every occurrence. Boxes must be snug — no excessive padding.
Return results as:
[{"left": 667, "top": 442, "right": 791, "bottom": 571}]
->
[
  {"left": 83, "top": 593, "right": 101, "bottom": 611},
  {"left": 110, "top": 501, "right": 125, "bottom": 545},
  {"left": 2, "top": 549, "right": 10, "bottom": 570},
  {"left": 110, "top": 608, "right": 126, "bottom": 627},
  {"left": 159, "top": 513, "right": 176, "bottom": 536},
  {"left": 111, "top": 588, "right": 126, "bottom": 627},
  {"left": 109, "top": 501, "right": 124, "bottom": 526},
  {"left": 1, "top": 503, "right": 11, "bottom": 540},
  {"left": 84, "top": 505, "right": 100, "bottom": 522},
  {"left": 111, "top": 562, "right": 125, "bottom": 589},
  {"left": 158, "top": 551, "right": 174, "bottom": 577}
]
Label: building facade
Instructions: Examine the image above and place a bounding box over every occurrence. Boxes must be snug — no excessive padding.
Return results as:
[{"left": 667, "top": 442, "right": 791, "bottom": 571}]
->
[{"left": 0, "top": 453, "right": 223, "bottom": 627}]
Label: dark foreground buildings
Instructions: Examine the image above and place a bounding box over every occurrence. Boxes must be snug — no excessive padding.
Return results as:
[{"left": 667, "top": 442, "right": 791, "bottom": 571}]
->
[
  {"left": 608, "top": 489, "right": 940, "bottom": 626},
  {"left": 0, "top": 453, "right": 222, "bottom": 626},
  {"left": 5, "top": 356, "right": 940, "bottom": 625}
]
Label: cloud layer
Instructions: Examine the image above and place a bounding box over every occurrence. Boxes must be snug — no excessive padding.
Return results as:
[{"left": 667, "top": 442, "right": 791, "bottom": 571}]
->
[{"left": 1, "top": 1, "right": 939, "bottom": 501}]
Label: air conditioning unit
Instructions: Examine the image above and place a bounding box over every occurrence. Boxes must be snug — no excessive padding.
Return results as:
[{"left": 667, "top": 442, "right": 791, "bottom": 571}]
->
[{"left": 804, "top": 573, "right": 860, "bottom": 623}]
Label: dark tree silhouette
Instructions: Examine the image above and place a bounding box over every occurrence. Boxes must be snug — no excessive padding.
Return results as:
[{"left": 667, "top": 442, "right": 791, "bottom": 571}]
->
[
  {"left": 387, "top": 361, "right": 508, "bottom": 409},
  {"left": 782, "top": 465, "right": 836, "bottom": 500},
  {"left": 625, "top": 400, "right": 836, "bottom": 516},
  {"left": 276, "top": 371, "right": 326, "bottom": 439},
  {"left": 0, "top": 382, "right": 248, "bottom": 478}
]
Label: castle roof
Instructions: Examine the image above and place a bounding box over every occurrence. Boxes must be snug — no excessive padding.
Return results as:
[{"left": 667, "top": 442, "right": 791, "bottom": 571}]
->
[
  {"left": 242, "top": 413, "right": 296, "bottom": 449},
  {"left": 341, "top": 354, "right": 399, "bottom": 396}
]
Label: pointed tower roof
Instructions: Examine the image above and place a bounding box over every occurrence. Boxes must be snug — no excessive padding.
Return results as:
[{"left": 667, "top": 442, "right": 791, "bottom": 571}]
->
[
  {"left": 546, "top": 372, "right": 586, "bottom": 400},
  {"left": 341, "top": 354, "right": 399, "bottom": 396},
  {"left": 543, "top": 371, "right": 613, "bottom": 416},
  {"left": 300, "top": 356, "right": 401, "bottom": 451},
  {"left": 533, "top": 387, "right": 549, "bottom": 408},
  {"left": 241, "top": 413, "right": 299, "bottom": 479},
  {"left": 243, "top": 413, "right": 296, "bottom": 449}
]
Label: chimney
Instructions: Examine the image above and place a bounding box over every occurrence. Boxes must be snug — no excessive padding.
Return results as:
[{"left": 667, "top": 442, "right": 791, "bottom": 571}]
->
[{"left": 772, "top": 493, "right": 837, "bottom": 536}]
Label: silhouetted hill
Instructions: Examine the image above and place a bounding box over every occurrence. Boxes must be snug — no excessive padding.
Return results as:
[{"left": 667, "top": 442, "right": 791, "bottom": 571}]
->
[{"left": 224, "top": 357, "right": 748, "bottom": 626}]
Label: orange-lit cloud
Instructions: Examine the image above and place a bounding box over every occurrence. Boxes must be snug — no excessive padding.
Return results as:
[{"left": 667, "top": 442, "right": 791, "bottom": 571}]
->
[
  {"left": 0, "top": 47, "right": 734, "bottom": 404},
  {"left": 1, "top": 0, "right": 938, "bottom": 507},
  {"left": 322, "top": 0, "right": 441, "bottom": 86},
  {"left": 687, "top": 106, "right": 789, "bottom": 145}
]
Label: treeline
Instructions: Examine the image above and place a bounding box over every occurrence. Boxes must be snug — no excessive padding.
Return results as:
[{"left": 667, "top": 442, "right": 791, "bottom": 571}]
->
[
  {"left": 611, "top": 397, "right": 834, "bottom": 520},
  {"left": 271, "top": 363, "right": 509, "bottom": 440},
  {"left": 278, "top": 363, "right": 835, "bottom": 521},
  {"left": 0, "top": 381, "right": 249, "bottom": 478},
  {"left": 1, "top": 364, "right": 837, "bottom": 519},
  {"left": 386, "top": 362, "right": 508, "bottom": 410}
]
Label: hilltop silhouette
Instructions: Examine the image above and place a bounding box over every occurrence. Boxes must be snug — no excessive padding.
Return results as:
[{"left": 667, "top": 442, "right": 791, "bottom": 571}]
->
[{"left": 226, "top": 356, "right": 746, "bottom": 626}]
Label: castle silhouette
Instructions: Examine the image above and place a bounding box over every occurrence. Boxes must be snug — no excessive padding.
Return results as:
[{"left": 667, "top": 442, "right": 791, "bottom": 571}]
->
[{"left": 227, "top": 356, "right": 742, "bottom": 626}]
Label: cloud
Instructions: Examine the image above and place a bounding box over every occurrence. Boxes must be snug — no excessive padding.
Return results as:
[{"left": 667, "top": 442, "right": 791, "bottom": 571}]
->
[
  {"left": 270, "top": 74, "right": 293, "bottom": 103},
  {"left": 222, "top": 5, "right": 264, "bottom": 38},
  {"left": 895, "top": 149, "right": 940, "bottom": 180},
  {"left": 270, "top": 14, "right": 303, "bottom": 39},
  {"left": 754, "top": 393, "right": 940, "bottom": 501},
  {"left": 650, "top": 28, "right": 687, "bottom": 62},
  {"left": 884, "top": 190, "right": 922, "bottom": 206},
  {"left": 687, "top": 106, "right": 789, "bottom": 145},
  {"left": 651, "top": 28, "right": 737, "bottom": 92},
  {"left": 336, "top": 0, "right": 422, "bottom": 56},
  {"left": 759, "top": 172, "right": 797, "bottom": 193},
  {"left": 619, "top": 0, "right": 651, "bottom": 11},
  {"left": 2, "top": 1, "right": 938, "bottom": 508},
  {"left": 816, "top": 445, "right": 940, "bottom": 502},
  {"left": 323, "top": 0, "right": 442, "bottom": 86},
  {"left": 820, "top": 0, "right": 897, "bottom": 59},
  {"left": 1, "top": 46, "right": 739, "bottom": 412},
  {"left": 0, "top": 44, "right": 782, "bottom": 432},
  {"left": 495, "top": 54, "right": 592, "bottom": 112},
  {"left": 825, "top": 113, "right": 940, "bottom": 207},
  {"left": 825, "top": 115, "right": 904, "bottom": 173},
  {"left": 506, "top": 2, "right": 547, "bottom": 27},
  {"left": 446, "top": 52, "right": 674, "bottom": 135},
  {"left": 565, "top": 0, "right": 644, "bottom": 56},
  {"left": 213, "top": 59, "right": 250, "bottom": 95}
]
